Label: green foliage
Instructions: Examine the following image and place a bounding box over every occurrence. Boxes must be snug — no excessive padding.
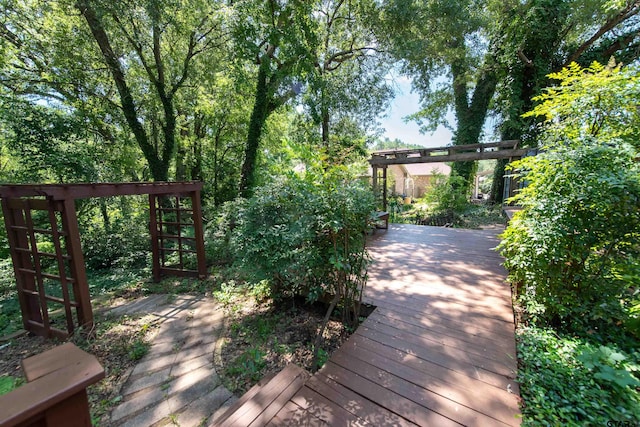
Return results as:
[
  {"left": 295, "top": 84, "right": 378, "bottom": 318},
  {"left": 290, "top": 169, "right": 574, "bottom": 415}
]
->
[
  {"left": 578, "top": 345, "right": 640, "bottom": 390},
  {"left": 517, "top": 327, "right": 640, "bottom": 425},
  {"left": 225, "top": 347, "right": 267, "bottom": 382},
  {"left": 0, "top": 376, "right": 21, "bottom": 396},
  {"left": 422, "top": 173, "right": 469, "bottom": 216},
  {"left": 500, "top": 62, "right": 640, "bottom": 330},
  {"left": 127, "top": 338, "right": 150, "bottom": 361},
  {"left": 83, "top": 219, "right": 150, "bottom": 271},
  {"left": 217, "top": 168, "right": 374, "bottom": 328}
]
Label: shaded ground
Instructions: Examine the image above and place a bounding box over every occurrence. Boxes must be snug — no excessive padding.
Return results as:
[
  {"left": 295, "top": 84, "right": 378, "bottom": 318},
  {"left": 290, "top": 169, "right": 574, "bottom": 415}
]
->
[
  {"left": 0, "top": 280, "right": 357, "bottom": 424},
  {"left": 213, "top": 286, "right": 356, "bottom": 396}
]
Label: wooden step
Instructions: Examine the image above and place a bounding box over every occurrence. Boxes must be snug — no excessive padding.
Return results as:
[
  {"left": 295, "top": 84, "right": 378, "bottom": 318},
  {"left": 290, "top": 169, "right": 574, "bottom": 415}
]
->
[{"left": 213, "top": 364, "right": 310, "bottom": 427}]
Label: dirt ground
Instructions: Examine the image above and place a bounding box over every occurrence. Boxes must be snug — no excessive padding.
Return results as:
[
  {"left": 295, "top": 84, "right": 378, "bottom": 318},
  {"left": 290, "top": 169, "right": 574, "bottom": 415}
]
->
[{"left": 215, "top": 295, "right": 352, "bottom": 395}]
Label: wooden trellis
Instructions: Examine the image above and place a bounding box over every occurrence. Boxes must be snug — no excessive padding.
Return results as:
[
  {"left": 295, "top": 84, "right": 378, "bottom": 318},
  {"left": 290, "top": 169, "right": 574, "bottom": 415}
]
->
[
  {"left": 0, "top": 182, "right": 206, "bottom": 339},
  {"left": 369, "top": 140, "right": 532, "bottom": 210}
]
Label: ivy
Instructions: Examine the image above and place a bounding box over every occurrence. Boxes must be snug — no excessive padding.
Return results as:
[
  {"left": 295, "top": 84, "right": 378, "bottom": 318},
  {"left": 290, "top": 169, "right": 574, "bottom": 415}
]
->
[{"left": 518, "top": 327, "right": 640, "bottom": 425}]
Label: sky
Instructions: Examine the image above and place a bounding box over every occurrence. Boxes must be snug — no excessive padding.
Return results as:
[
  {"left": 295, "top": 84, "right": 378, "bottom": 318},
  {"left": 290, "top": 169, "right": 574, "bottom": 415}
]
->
[{"left": 379, "top": 76, "right": 455, "bottom": 148}]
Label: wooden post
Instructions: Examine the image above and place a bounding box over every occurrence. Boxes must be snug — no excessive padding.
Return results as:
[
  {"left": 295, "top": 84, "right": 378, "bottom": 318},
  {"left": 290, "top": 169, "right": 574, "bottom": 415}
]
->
[
  {"left": 191, "top": 190, "right": 207, "bottom": 279},
  {"left": 382, "top": 166, "right": 388, "bottom": 212},
  {"left": 60, "top": 199, "right": 93, "bottom": 333},
  {"left": 1, "top": 198, "right": 42, "bottom": 331},
  {"left": 149, "top": 194, "right": 161, "bottom": 283}
]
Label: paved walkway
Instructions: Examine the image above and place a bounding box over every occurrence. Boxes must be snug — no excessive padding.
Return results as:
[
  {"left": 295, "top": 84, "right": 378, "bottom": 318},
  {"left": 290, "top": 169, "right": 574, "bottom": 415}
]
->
[{"left": 106, "top": 294, "right": 236, "bottom": 427}]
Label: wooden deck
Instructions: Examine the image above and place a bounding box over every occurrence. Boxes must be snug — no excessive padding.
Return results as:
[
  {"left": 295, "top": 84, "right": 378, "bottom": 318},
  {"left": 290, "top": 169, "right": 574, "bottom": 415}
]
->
[{"left": 217, "top": 224, "right": 521, "bottom": 426}]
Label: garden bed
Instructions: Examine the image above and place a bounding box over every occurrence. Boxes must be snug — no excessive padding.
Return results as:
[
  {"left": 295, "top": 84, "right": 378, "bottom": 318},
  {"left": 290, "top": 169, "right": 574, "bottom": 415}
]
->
[{"left": 213, "top": 284, "right": 374, "bottom": 395}]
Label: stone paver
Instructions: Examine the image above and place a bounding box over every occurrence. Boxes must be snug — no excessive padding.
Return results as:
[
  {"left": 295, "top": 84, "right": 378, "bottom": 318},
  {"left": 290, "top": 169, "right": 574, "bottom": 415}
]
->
[{"left": 108, "top": 295, "right": 235, "bottom": 426}]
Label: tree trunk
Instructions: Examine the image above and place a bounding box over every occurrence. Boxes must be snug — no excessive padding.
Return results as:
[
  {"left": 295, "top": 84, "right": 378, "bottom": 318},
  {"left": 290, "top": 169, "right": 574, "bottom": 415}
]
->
[
  {"left": 77, "top": 1, "right": 168, "bottom": 181},
  {"left": 191, "top": 115, "right": 204, "bottom": 182},
  {"left": 239, "top": 60, "right": 270, "bottom": 198},
  {"left": 490, "top": 158, "right": 507, "bottom": 203},
  {"left": 321, "top": 106, "right": 330, "bottom": 146},
  {"left": 450, "top": 53, "right": 498, "bottom": 191}
]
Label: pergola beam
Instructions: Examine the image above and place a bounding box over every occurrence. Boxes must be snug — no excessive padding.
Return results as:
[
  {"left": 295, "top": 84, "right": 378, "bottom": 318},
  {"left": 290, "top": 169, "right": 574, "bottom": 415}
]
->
[
  {"left": 369, "top": 140, "right": 528, "bottom": 166},
  {"left": 0, "top": 181, "right": 203, "bottom": 200}
]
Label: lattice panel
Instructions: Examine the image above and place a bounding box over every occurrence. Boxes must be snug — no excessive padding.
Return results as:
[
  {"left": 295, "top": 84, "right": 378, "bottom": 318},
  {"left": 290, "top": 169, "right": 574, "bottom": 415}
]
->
[
  {"left": 149, "top": 192, "right": 206, "bottom": 281},
  {"left": 1, "top": 197, "right": 92, "bottom": 338}
]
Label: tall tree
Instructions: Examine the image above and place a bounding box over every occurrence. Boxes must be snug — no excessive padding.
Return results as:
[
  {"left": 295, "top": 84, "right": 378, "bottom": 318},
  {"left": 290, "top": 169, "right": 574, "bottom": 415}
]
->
[
  {"left": 76, "top": 0, "right": 224, "bottom": 181},
  {"left": 0, "top": 0, "right": 226, "bottom": 182},
  {"left": 306, "top": 0, "right": 390, "bottom": 155},
  {"left": 378, "top": 0, "right": 501, "bottom": 190},
  {"left": 232, "top": 0, "right": 318, "bottom": 197},
  {"left": 490, "top": 0, "right": 640, "bottom": 202}
]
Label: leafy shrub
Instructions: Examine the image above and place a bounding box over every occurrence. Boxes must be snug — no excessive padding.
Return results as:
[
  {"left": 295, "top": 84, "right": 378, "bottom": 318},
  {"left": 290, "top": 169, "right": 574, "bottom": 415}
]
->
[
  {"left": 500, "top": 62, "right": 640, "bottom": 330},
  {"left": 204, "top": 198, "right": 246, "bottom": 265},
  {"left": 83, "top": 217, "right": 150, "bottom": 271},
  {"left": 517, "top": 327, "right": 640, "bottom": 425},
  {"left": 422, "top": 172, "right": 469, "bottom": 216},
  {"left": 218, "top": 170, "right": 374, "bottom": 329}
]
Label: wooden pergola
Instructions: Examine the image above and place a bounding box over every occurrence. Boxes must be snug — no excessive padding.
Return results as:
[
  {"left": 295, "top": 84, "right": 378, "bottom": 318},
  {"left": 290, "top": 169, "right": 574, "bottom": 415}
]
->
[
  {"left": 0, "top": 182, "right": 206, "bottom": 339},
  {"left": 369, "top": 140, "right": 530, "bottom": 210}
]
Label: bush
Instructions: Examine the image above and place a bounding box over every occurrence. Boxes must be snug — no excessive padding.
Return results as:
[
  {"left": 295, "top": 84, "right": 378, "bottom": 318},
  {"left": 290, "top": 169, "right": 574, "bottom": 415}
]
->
[
  {"left": 215, "top": 171, "right": 374, "bottom": 329},
  {"left": 501, "top": 142, "right": 640, "bottom": 329},
  {"left": 82, "top": 217, "right": 150, "bottom": 271},
  {"left": 422, "top": 172, "right": 469, "bottom": 216},
  {"left": 500, "top": 62, "right": 640, "bottom": 331},
  {"left": 204, "top": 198, "right": 245, "bottom": 265}
]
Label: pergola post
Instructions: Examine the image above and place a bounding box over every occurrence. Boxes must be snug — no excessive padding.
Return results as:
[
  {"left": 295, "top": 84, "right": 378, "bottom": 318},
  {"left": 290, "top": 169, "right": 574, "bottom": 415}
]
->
[
  {"left": 1, "top": 198, "right": 43, "bottom": 332},
  {"left": 149, "top": 194, "right": 161, "bottom": 283},
  {"left": 0, "top": 182, "right": 207, "bottom": 338},
  {"left": 190, "top": 190, "right": 207, "bottom": 279},
  {"left": 60, "top": 198, "right": 93, "bottom": 332},
  {"left": 382, "top": 165, "right": 388, "bottom": 212}
]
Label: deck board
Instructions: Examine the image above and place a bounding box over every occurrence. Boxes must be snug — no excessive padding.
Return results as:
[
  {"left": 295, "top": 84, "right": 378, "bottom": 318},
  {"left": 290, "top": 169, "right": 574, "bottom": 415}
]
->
[{"left": 273, "top": 224, "right": 521, "bottom": 426}]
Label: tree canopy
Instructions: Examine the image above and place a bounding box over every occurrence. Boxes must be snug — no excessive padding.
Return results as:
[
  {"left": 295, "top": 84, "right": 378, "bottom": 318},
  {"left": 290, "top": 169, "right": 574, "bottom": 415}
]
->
[{"left": 2, "top": 0, "right": 638, "bottom": 200}]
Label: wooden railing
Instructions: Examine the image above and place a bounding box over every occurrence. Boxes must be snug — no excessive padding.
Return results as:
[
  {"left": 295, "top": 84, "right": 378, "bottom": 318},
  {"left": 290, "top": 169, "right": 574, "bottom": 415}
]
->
[{"left": 0, "top": 343, "right": 104, "bottom": 427}]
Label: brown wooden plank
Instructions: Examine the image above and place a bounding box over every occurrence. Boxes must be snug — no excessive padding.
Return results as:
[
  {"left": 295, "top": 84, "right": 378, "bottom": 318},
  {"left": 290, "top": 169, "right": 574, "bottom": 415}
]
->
[
  {"left": 356, "top": 323, "right": 514, "bottom": 390},
  {"left": 337, "top": 337, "right": 520, "bottom": 426},
  {"left": 248, "top": 368, "right": 310, "bottom": 427},
  {"left": 363, "top": 281, "right": 514, "bottom": 322},
  {"left": 219, "top": 364, "right": 309, "bottom": 427},
  {"left": 289, "top": 386, "right": 368, "bottom": 426},
  {"left": 22, "top": 343, "right": 88, "bottom": 382},
  {"left": 214, "top": 372, "right": 277, "bottom": 425},
  {"left": 366, "top": 311, "right": 516, "bottom": 363},
  {"left": 0, "top": 181, "right": 204, "bottom": 200},
  {"left": 0, "top": 344, "right": 104, "bottom": 426},
  {"left": 367, "top": 293, "right": 516, "bottom": 338},
  {"left": 363, "top": 319, "right": 515, "bottom": 378},
  {"left": 349, "top": 333, "right": 520, "bottom": 397},
  {"left": 330, "top": 347, "right": 515, "bottom": 427},
  {"left": 267, "top": 401, "right": 328, "bottom": 427},
  {"left": 305, "top": 374, "right": 419, "bottom": 427},
  {"left": 319, "top": 361, "right": 460, "bottom": 427},
  {"left": 375, "top": 305, "right": 516, "bottom": 344}
]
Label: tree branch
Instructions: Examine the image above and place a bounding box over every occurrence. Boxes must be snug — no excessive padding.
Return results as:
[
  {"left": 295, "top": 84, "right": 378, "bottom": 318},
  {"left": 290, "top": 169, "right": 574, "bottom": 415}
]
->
[{"left": 563, "top": 1, "right": 640, "bottom": 67}]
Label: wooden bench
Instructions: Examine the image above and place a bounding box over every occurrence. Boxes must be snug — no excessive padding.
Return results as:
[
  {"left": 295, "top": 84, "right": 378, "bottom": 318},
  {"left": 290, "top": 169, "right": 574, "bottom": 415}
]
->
[
  {"left": 213, "top": 364, "right": 310, "bottom": 426},
  {"left": 0, "top": 343, "right": 105, "bottom": 427},
  {"left": 373, "top": 211, "right": 389, "bottom": 230}
]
